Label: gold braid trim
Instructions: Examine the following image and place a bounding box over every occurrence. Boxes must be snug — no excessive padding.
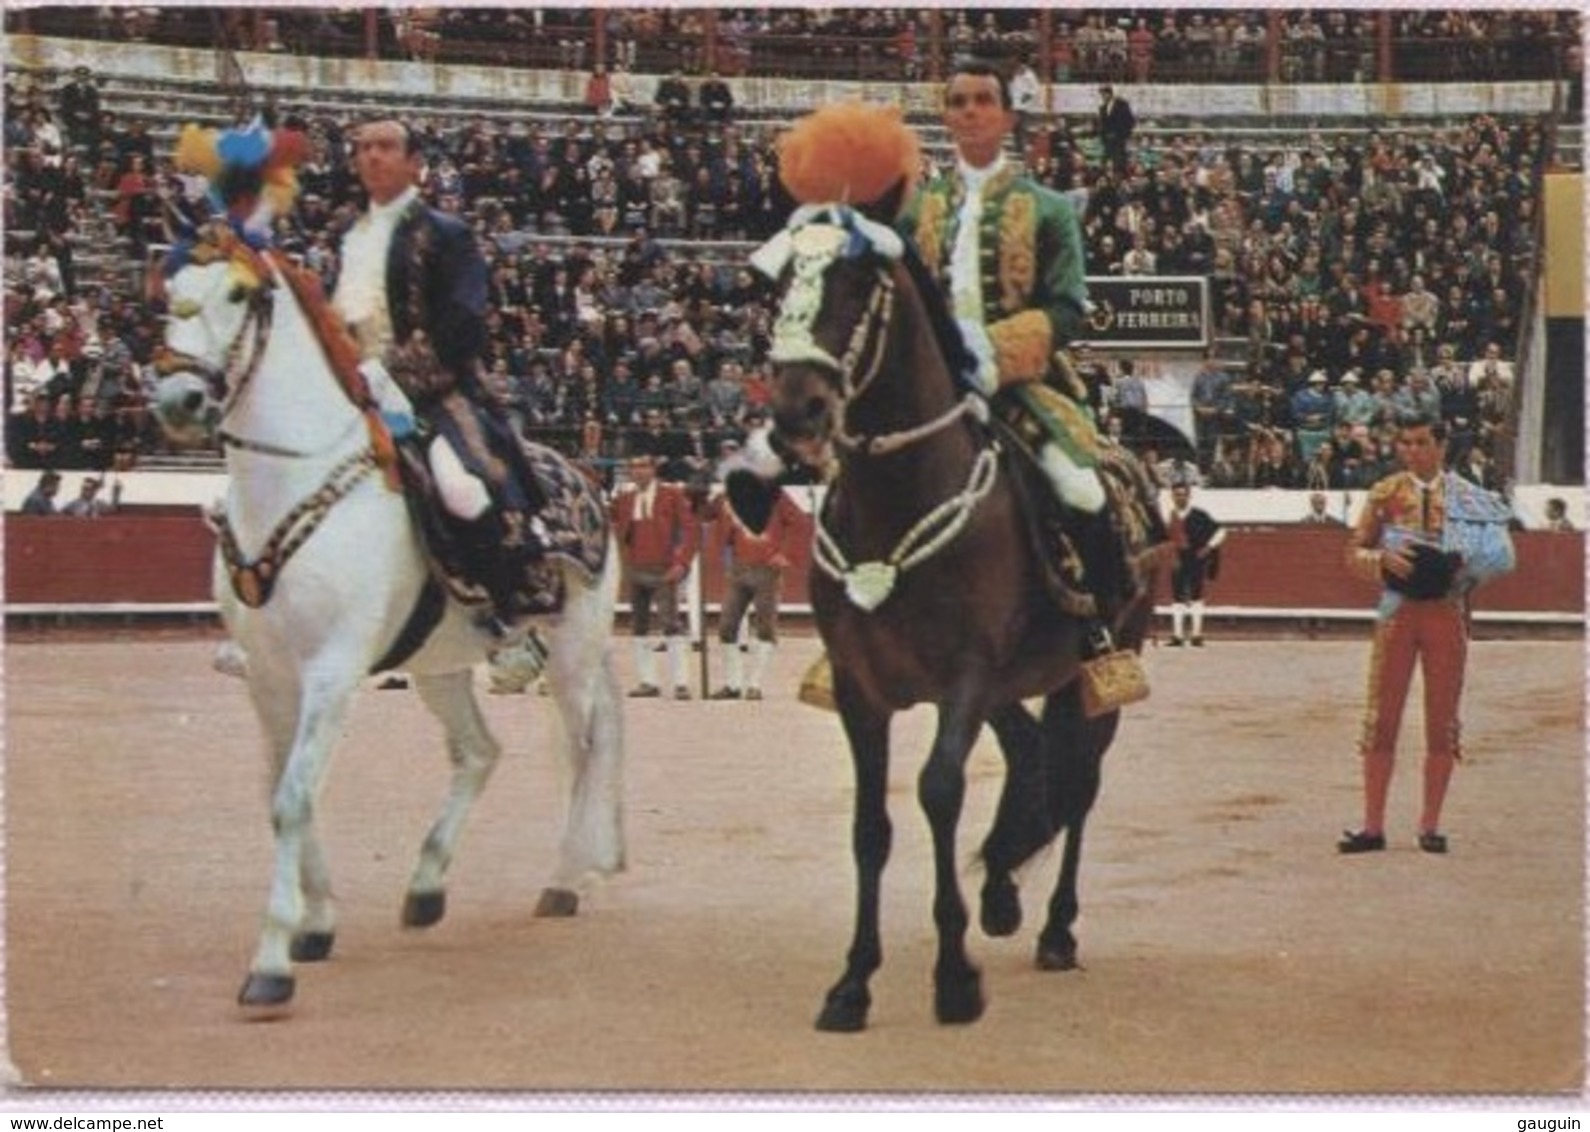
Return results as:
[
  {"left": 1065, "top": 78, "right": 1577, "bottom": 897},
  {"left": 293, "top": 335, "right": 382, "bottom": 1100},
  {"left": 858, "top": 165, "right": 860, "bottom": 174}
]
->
[
  {"left": 915, "top": 192, "right": 947, "bottom": 272},
  {"left": 997, "top": 191, "right": 1037, "bottom": 315},
  {"left": 988, "top": 309, "right": 1053, "bottom": 385}
]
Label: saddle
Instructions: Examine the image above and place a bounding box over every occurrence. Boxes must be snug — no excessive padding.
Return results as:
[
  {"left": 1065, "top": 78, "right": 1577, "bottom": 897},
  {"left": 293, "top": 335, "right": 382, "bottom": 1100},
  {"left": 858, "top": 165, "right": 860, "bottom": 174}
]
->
[
  {"left": 986, "top": 391, "right": 1166, "bottom": 626},
  {"left": 394, "top": 427, "right": 609, "bottom": 621}
]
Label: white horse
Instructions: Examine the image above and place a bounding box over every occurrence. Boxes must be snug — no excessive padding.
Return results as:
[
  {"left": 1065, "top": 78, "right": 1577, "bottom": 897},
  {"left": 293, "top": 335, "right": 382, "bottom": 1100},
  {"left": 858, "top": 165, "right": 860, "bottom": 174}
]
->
[{"left": 152, "top": 227, "right": 625, "bottom": 1013}]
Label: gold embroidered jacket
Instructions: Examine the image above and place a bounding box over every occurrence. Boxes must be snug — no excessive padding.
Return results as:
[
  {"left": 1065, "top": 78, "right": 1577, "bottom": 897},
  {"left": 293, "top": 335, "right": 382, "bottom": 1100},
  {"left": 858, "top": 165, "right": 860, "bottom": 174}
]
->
[{"left": 898, "top": 165, "right": 1089, "bottom": 390}]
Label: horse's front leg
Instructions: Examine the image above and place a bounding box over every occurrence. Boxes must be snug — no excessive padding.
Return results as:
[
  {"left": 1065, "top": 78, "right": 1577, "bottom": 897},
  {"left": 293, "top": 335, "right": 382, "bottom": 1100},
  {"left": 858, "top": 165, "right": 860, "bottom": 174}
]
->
[
  {"left": 816, "top": 673, "right": 892, "bottom": 1034},
  {"left": 920, "top": 700, "right": 986, "bottom": 1025},
  {"left": 240, "top": 674, "right": 359, "bottom": 1012},
  {"left": 402, "top": 670, "right": 504, "bottom": 928}
]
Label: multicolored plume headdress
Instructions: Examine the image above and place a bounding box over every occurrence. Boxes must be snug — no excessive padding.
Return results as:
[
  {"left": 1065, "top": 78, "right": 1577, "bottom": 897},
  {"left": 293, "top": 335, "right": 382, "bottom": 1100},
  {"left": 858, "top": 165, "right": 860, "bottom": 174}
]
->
[
  {"left": 171, "top": 118, "right": 309, "bottom": 251},
  {"left": 775, "top": 102, "right": 921, "bottom": 218}
]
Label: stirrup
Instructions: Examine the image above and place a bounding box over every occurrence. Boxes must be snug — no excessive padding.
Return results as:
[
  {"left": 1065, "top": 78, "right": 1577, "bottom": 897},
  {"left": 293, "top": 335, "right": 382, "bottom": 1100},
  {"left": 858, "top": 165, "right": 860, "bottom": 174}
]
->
[
  {"left": 1078, "top": 647, "right": 1149, "bottom": 719},
  {"left": 798, "top": 653, "right": 837, "bottom": 712}
]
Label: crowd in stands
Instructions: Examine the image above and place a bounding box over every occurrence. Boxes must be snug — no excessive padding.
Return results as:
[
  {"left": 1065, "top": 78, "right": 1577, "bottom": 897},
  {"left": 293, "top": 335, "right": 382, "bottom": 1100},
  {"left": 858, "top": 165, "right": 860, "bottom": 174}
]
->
[
  {"left": 2, "top": 8, "right": 1579, "bottom": 496},
  {"left": 13, "top": 8, "right": 1583, "bottom": 88}
]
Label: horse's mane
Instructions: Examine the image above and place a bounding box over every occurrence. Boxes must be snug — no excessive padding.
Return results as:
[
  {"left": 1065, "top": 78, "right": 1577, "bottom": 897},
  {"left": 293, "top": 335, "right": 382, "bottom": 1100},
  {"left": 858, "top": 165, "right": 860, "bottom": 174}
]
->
[{"left": 895, "top": 238, "right": 978, "bottom": 388}]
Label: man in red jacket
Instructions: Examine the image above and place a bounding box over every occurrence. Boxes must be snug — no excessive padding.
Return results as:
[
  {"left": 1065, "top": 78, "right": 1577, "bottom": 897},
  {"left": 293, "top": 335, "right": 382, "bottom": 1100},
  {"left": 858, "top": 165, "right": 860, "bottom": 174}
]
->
[
  {"left": 704, "top": 483, "right": 802, "bottom": 701},
  {"left": 612, "top": 454, "right": 699, "bottom": 699}
]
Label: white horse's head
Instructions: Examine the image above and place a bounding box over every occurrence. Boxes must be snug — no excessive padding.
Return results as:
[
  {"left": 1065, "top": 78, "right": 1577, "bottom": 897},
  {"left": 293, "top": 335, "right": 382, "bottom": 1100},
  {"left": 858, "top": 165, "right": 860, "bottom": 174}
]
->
[{"left": 153, "top": 228, "right": 274, "bottom": 446}]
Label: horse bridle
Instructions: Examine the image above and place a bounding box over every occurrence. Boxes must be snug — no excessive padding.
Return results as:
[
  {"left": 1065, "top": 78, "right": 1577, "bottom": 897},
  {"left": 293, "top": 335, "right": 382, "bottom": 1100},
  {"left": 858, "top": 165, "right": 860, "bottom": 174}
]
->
[
  {"left": 162, "top": 234, "right": 381, "bottom": 607},
  {"left": 770, "top": 218, "right": 1000, "bottom": 611},
  {"left": 162, "top": 238, "right": 359, "bottom": 459},
  {"left": 159, "top": 231, "right": 276, "bottom": 427},
  {"left": 770, "top": 224, "right": 984, "bottom": 458}
]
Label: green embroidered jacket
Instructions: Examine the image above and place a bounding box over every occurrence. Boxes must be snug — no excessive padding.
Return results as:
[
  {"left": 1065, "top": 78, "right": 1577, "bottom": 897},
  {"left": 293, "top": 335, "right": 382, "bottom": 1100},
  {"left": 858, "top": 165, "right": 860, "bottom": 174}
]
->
[{"left": 898, "top": 164, "right": 1089, "bottom": 391}]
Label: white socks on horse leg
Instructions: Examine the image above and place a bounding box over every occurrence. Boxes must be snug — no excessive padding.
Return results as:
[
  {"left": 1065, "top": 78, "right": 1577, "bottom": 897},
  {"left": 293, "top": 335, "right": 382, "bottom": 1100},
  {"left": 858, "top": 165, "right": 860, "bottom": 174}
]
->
[
  {"left": 747, "top": 639, "right": 774, "bottom": 692},
  {"left": 722, "top": 642, "right": 745, "bottom": 691},
  {"left": 1172, "top": 603, "right": 1188, "bottom": 640},
  {"left": 428, "top": 437, "right": 491, "bottom": 521},
  {"left": 666, "top": 637, "right": 689, "bottom": 691},
  {"left": 1191, "top": 601, "right": 1206, "bottom": 639},
  {"left": 633, "top": 637, "right": 658, "bottom": 688},
  {"left": 1038, "top": 442, "right": 1106, "bottom": 513}
]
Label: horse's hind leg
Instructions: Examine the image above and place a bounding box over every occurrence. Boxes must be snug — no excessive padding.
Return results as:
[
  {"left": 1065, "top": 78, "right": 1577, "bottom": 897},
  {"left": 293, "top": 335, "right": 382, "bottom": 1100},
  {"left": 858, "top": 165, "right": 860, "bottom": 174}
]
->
[
  {"left": 538, "top": 600, "right": 626, "bottom": 916},
  {"left": 979, "top": 702, "right": 1050, "bottom": 938},
  {"left": 816, "top": 679, "right": 891, "bottom": 1034},
  {"left": 403, "top": 670, "right": 503, "bottom": 928},
  {"left": 1035, "top": 686, "right": 1118, "bottom": 972},
  {"left": 291, "top": 831, "right": 336, "bottom": 963}
]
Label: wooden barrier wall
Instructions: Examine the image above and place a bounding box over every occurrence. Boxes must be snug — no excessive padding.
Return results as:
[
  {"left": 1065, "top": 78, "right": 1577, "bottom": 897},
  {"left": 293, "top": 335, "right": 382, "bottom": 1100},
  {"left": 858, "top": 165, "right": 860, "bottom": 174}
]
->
[{"left": 4, "top": 513, "right": 1583, "bottom": 617}]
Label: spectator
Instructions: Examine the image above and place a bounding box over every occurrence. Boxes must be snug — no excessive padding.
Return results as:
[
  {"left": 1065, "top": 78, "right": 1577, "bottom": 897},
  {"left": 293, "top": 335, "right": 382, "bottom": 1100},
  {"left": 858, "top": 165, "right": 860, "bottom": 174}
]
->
[
  {"left": 698, "top": 71, "right": 734, "bottom": 124},
  {"left": 1190, "top": 353, "right": 1235, "bottom": 469},
  {"left": 608, "top": 63, "right": 638, "bottom": 115},
  {"left": 1301, "top": 490, "right": 1343, "bottom": 525},
  {"left": 18, "top": 469, "right": 61, "bottom": 515},
  {"left": 1009, "top": 57, "right": 1042, "bottom": 154},
  {"left": 654, "top": 70, "right": 692, "bottom": 126},
  {"left": 704, "top": 472, "right": 801, "bottom": 702},
  {"left": 1291, "top": 370, "right": 1336, "bottom": 463},
  {"left": 1466, "top": 341, "right": 1516, "bottom": 395},
  {"left": 61, "top": 473, "right": 119, "bottom": 517},
  {"left": 57, "top": 66, "right": 100, "bottom": 150},
  {"left": 1095, "top": 84, "right": 1135, "bottom": 173},
  {"left": 584, "top": 64, "right": 613, "bottom": 118},
  {"left": 1333, "top": 369, "right": 1376, "bottom": 429},
  {"left": 1543, "top": 497, "right": 1574, "bottom": 532}
]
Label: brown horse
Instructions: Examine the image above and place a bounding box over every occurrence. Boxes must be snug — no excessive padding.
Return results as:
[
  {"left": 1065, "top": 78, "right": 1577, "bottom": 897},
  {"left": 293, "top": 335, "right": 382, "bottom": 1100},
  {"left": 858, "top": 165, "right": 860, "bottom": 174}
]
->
[{"left": 762, "top": 207, "right": 1162, "bottom": 1032}]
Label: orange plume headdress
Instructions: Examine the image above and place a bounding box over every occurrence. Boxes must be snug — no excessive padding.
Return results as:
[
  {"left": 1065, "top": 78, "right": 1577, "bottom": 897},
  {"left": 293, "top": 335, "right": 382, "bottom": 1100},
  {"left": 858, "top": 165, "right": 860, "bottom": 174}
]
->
[{"left": 776, "top": 102, "right": 921, "bottom": 218}]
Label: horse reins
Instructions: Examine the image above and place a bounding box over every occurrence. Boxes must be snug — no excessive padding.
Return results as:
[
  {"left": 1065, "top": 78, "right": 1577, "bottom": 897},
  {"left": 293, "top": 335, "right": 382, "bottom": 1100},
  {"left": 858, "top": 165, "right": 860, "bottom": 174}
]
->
[
  {"left": 775, "top": 223, "right": 1004, "bottom": 611},
  {"left": 166, "top": 234, "right": 388, "bottom": 607}
]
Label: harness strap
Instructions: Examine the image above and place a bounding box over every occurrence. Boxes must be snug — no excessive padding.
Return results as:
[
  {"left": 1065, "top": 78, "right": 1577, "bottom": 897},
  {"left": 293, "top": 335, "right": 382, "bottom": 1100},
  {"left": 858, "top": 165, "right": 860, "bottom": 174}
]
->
[{"left": 210, "top": 450, "right": 380, "bottom": 608}]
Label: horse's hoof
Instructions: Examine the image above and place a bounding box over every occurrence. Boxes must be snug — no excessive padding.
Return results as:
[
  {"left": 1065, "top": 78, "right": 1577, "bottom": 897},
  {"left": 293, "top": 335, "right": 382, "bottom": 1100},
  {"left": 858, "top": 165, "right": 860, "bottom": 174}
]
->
[
  {"left": 815, "top": 986, "right": 870, "bottom": 1034},
  {"left": 935, "top": 971, "right": 985, "bottom": 1025},
  {"left": 1036, "top": 941, "right": 1080, "bottom": 971},
  {"left": 979, "top": 879, "right": 1023, "bottom": 938},
  {"left": 290, "top": 931, "right": 335, "bottom": 963},
  {"left": 534, "top": 887, "right": 579, "bottom": 918},
  {"left": 237, "top": 972, "right": 295, "bottom": 1012},
  {"left": 402, "top": 890, "right": 446, "bottom": 928}
]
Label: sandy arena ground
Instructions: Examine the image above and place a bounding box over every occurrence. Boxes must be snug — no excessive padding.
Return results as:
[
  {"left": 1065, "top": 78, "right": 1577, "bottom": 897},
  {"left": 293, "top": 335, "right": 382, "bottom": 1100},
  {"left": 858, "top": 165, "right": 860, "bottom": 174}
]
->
[{"left": 2, "top": 628, "right": 1583, "bottom": 1099}]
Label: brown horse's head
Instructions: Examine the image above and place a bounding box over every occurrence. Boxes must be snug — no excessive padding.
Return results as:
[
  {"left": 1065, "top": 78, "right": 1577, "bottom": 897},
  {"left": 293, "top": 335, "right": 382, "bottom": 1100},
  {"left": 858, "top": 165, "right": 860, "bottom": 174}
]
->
[{"left": 756, "top": 209, "right": 906, "bottom": 473}]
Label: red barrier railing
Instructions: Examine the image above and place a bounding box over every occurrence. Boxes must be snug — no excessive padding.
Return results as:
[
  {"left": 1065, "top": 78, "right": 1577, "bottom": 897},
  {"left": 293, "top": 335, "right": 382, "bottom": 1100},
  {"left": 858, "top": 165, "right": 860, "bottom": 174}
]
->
[{"left": 5, "top": 514, "right": 1581, "bottom": 619}]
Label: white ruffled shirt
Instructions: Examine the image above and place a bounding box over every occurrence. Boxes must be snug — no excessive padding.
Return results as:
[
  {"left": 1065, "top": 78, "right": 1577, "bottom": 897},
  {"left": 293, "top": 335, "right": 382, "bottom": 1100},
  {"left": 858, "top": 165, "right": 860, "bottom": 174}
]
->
[
  {"left": 949, "top": 155, "right": 1006, "bottom": 392},
  {"left": 333, "top": 185, "right": 419, "bottom": 357}
]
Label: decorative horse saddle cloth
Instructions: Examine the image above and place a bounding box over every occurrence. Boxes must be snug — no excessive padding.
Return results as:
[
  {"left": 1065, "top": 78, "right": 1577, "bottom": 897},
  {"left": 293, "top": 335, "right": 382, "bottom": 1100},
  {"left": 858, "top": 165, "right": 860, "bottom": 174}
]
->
[
  {"left": 396, "top": 432, "right": 609, "bottom": 619},
  {"left": 988, "top": 383, "right": 1167, "bottom": 621}
]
